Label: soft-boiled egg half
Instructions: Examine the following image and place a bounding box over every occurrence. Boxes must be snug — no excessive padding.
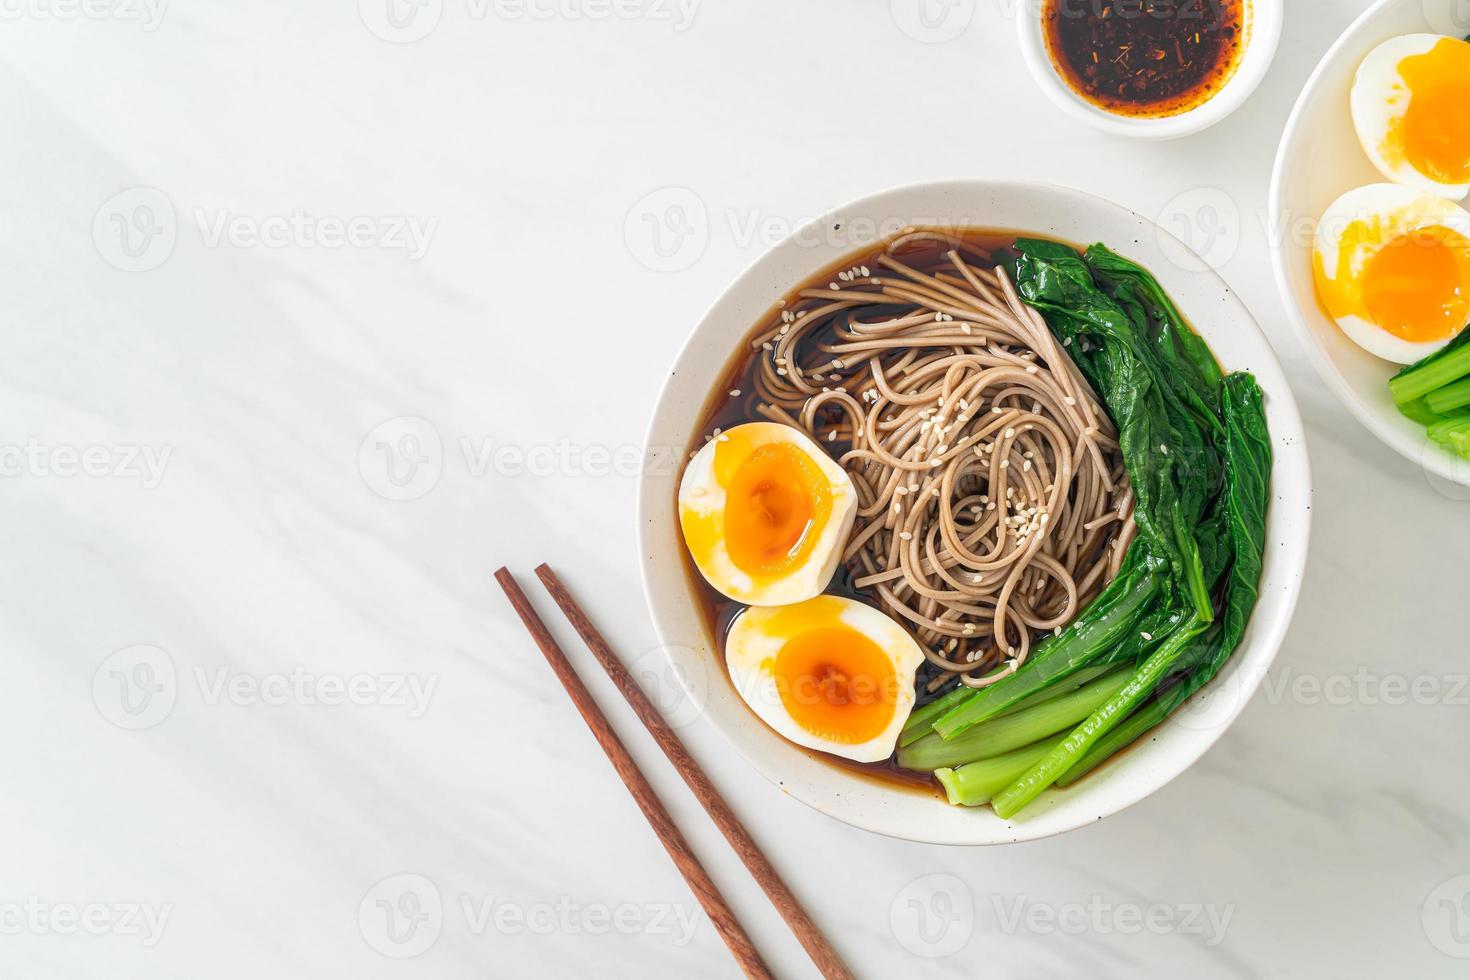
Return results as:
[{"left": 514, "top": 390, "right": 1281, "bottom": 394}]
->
[
  {"left": 725, "top": 595, "right": 925, "bottom": 763},
  {"left": 1313, "top": 183, "right": 1470, "bottom": 363},
  {"left": 1352, "top": 34, "right": 1470, "bottom": 200},
  {"left": 679, "top": 421, "right": 856, "bottom": 606}
]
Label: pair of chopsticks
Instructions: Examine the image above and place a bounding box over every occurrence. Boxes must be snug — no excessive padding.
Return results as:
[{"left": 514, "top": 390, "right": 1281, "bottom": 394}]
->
[{"left": 496, "top": 564, "right": 852, "bottom": 980}]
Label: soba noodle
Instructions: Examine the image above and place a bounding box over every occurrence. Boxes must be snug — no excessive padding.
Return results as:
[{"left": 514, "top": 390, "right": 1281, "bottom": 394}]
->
[{"left": 743, "top": 232, "right": 1135, "bottom": 692}]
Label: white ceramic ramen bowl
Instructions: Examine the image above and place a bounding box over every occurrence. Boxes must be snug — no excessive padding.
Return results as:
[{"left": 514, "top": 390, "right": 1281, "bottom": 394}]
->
[
  {"left": 638, "top": 179, "right": 1311, "bottom": 845},
  {"left": 1016, "top": 0, "right": 1283, "bottom": 140},
  {"left": 1269, "top": 0, "right": 1470, "bottom": 489}
]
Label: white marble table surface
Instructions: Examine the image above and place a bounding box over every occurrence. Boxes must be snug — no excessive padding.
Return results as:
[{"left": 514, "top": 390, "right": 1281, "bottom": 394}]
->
[{"left": 6, "top": 0, "right": 1470, "bottom": 976}]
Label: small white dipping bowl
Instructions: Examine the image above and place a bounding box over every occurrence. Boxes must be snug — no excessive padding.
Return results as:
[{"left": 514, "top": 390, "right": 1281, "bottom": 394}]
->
[
  {"left": 1017, "top": 0, "right": 1283, "bottom": 140},
  {"left": 1270, "top": 0, "right": 1470, "bottom": 489},
  {"left": 638, "top": 180, "right": 1311, "bottom": 845}
]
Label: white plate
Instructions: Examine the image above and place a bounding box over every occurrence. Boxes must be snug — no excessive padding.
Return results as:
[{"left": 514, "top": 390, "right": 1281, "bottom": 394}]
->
[
  {"left": 1269, "top": 0, "right": 1470, "bottom": 488},
  {"left": 638, "top": 179, "right": 1312, "bottom": 846}
]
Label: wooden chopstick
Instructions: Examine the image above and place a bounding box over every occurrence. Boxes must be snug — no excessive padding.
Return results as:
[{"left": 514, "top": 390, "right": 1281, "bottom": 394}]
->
[
  {"left": 494, "top": 568, "right": 775, "bottom": 980},
  {"left": 534, "top": 563, "right": 855, "bottom": 980}
]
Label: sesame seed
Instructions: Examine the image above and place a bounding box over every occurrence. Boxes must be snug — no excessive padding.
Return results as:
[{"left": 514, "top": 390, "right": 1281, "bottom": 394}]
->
[
  {"left": 729, "top": 389, "right": 741, "bottom": 397},
  {"left": 899, "top": 531, "right": 914, "bottom": 541},
  {"left": 1141, "top": 632, "right": 1153, "bottom": 641}
]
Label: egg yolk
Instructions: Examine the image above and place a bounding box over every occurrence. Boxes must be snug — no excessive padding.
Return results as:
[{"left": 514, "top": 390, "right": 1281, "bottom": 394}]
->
[
  {"left": 773, "top": 626, "right": 897, "bottom": 745},
  {"left": 722, "top": 441, "right": 832, "bottom": 579},
  {"left": 1390, "top": 38, "right": 1470, "bottom": 187},
  {"left": 1317, "top": 222, "right": 1470, "bottom": 343}
]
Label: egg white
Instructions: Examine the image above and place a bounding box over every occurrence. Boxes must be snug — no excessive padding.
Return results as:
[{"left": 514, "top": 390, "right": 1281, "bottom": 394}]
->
[
  {"left": 1314, "top": 183, "right": 1470, "bottom": 364},
  {"left": 1351, "top": 33, "right": 1470, "bottom": 200},
  {"left": 678, "top": 421, "right": 856, "bottom": 606},
  {"left": 725, "top": 596, "right": 925, "bottom": 764}
]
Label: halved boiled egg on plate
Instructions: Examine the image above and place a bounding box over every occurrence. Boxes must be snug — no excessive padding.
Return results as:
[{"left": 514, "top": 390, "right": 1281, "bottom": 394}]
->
[
  {"left": 725, "top": 595, "right": 925, "bottom": 763},
  {"left": 678, "top": 421, "right": 856, "bottom": 606},
  {"left": 1352, "top": 34, "right": 1470, "bottom": 200},
  {"left": 1313, "top": 183, "right": 1470, "bottom": 364}
]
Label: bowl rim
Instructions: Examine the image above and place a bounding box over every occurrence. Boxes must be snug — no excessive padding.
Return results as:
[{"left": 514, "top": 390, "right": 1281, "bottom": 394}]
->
[
  {"left": 1015, "top": 0, "right": 1284, "bottom": 140},
  {"left": 1266, "top": 0, "right": 1470, "bottom": 488},
  {"left": 638, "top": 178, "right": 1312, "bottom": 845}
]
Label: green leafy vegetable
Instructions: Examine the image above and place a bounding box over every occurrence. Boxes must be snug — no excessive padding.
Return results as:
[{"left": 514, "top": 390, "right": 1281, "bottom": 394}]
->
[
  {"left": 903, "top": 241, "right": 1273, "bottom": 820},
  {"left": 1389, "top": 327, "right": 1470, "bottom": 404},
  {"left": 1059, "top": 373, "right": 1272, "bottom": 784},
  {"left": 1425, "top": 377, "right": 1470, "bottom": 415},
  {"left": 991, "top": 618, "right": 1209, "bottom": 818},
  {"left": 934, "top": 735, "right": 1067, "bottom": 807},
  {"left": 899, "top": 668, "right": 1131, "bottom": 771},
  {"left": 1389, "top": 328, "right": 1470, "bottom": 460}
]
